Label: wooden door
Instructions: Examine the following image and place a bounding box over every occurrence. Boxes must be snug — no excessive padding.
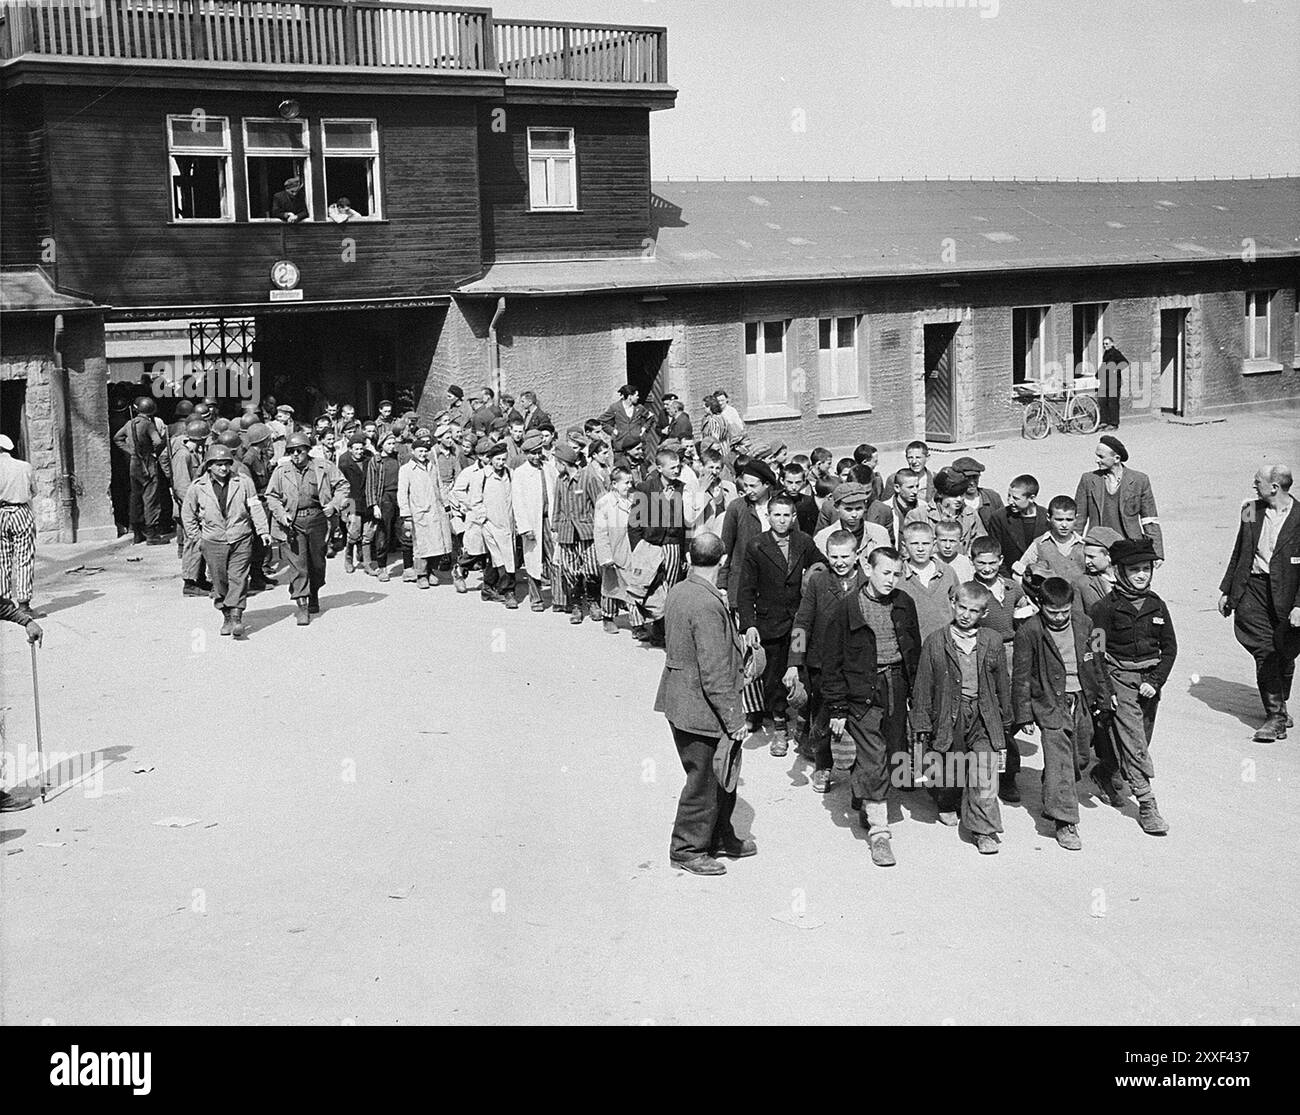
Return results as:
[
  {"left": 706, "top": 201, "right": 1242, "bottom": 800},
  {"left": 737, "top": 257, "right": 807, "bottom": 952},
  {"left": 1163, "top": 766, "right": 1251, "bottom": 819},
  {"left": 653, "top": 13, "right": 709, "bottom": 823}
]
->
[
  {"left": 1159, "top": 309, "right": 1186, "bottom": 415},
  {"left": 924, "top": 323, "right": 959, "bottom": 442}
]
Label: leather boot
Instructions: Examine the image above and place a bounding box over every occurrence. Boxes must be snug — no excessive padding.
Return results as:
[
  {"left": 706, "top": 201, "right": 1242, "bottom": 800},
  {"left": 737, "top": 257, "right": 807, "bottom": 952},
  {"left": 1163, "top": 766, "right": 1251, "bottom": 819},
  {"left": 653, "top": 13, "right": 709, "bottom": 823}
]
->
[
  {"left": 295, "top": 599, "right": 310, "bottom": 625},
  {"left": 1255, "top": 689, "right": 1288, "bottom": 741},
  {"left": 363, "top": 541, "right": 378, "bottom": 576},
  {"left": 344, "top": 543, "right": 355, "bottom": 574},
  {"left": 231, "top": 609, "right": 246, "bottom": 638},
  {"left": 219, "top": 608, "right": 234, "bottom": 636},
  {"left": 1137, "top": 797, "right": 1169, "bottom": 835}
]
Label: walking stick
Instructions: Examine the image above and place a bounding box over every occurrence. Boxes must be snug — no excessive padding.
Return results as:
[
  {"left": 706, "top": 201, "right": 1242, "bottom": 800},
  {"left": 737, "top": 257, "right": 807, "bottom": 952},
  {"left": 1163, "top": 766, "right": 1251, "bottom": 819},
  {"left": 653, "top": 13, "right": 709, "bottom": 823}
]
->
[{"left": 30, "top": 642, "right": 48, "bottom": 802}]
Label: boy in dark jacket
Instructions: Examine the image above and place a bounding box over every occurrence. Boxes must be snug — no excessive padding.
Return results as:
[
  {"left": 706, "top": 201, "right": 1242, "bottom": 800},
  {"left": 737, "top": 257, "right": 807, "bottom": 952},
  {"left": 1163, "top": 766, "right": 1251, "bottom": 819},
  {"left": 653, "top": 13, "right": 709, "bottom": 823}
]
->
[
  {"left": 1087, "top": 537, "right": 1177, "bottom": 835},
  {"left": 910, "top": 580, "right": 1014, "bottom": 855},
  {"left": 785, "top": 530, "right": 866, "bottom": 793},
  {"left": 824, "top": 546, "right": 921, "bottom": 867},
  {"left": 1013, "top": 577, "right": 1115, "bottom": 850},
  {"left": 739, "top": 493, "right": 825, "bottom": 757}
]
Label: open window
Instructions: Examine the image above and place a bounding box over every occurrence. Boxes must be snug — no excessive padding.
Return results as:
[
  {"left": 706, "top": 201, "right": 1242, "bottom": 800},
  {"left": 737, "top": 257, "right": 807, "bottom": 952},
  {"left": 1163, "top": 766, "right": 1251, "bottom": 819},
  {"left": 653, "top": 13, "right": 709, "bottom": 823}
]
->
[
  {"left": 322, "top": 119, "right": 381, "bottom": 220},
  {"left": 243, "top": 118, "right": 311, "bottom": 221},
  {"left": 1012, "top": 306, "right": 1049, "bottom": 385},
  {"left": 167, "top": 114, "right": 233, "bottom": 221}
]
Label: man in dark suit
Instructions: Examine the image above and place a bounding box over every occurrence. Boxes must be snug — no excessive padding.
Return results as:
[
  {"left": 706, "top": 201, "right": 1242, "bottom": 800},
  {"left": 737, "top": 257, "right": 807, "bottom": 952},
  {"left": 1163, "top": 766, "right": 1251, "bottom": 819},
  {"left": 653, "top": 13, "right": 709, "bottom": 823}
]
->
[
  {"left": 1073, "top": 435, "right": 1164, "bottom": 561},
  {"left": 655, "top": 533, "right": 751, "bottom": 876},
  {"left": 1219, "top": 464, "right": 1300, "bottom": 742},
  {"left": 738, "top": 492, "right": 826, "bottom": 757},
  {"left": 271, "top": 176, "right": 308, "bottom": 222}
]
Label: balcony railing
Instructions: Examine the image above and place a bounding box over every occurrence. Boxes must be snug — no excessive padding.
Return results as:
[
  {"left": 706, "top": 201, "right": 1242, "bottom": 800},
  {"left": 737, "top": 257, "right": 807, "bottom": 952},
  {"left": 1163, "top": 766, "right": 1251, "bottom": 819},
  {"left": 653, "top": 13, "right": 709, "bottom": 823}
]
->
[{"left": 0, "top": 1, "right": 668, "bottom": 81}]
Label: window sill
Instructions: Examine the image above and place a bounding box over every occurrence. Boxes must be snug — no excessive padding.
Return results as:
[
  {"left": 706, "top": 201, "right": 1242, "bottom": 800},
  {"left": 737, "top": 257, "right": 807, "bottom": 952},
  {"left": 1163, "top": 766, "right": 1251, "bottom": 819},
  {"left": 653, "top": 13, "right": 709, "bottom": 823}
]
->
[
  {"left": 1242, "top": 358, "right": 1283, "bottom": 375},
  {"left": 231, "top": 219, "right": 390, "bottom": 226},
  {"left": 816, "top": 398, "right": 873, "bottom": 417},
  {"left": 742, "top": 404, "right": 801, "bottom": 422},
  {"left": 528, "top": 208, "right": 584, "bottom": 215}
]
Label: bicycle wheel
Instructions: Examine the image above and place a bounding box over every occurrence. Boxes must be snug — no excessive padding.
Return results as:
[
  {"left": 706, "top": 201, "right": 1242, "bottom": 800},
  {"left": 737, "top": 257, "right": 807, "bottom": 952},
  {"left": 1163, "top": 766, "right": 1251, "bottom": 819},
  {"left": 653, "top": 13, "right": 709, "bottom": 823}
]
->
[
  {"left": 1066, "top": 394, "right": 1100, "bottom": 434},
  {"left": 1022, "top": 400, "right": 1051, "bottom": 440}
]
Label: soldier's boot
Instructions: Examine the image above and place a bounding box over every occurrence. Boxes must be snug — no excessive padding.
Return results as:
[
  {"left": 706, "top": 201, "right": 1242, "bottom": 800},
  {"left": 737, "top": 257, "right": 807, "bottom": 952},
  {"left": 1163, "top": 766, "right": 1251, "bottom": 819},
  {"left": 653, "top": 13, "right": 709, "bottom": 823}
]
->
[
  {"left": 344, "top": 543, "right": 355, "bottom": 574},
  {"left": 231, "top": 609, "right": 246, "bottom": 639},
  {"left": 295, "top": 599, "right": 311, "bottom": 626},
  {"left": 219, "top": 608, "right": 235, "bottom": 636},
  {"left": 308, "top": 589, "right": 320, "bottom": 614},
  {"left": 1254, "top": 690, "right": 1288, "bottom": 741}
]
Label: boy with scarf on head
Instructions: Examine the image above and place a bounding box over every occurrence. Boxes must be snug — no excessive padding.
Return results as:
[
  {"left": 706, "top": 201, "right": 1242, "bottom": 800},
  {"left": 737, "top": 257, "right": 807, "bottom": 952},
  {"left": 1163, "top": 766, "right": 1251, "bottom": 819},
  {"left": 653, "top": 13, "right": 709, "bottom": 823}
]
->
[
  {"left": 1087, "top": 538, "right": 1176, "bottom": 834},
  {"left": 1013, "top": 577, "right": 1115, "bottom": 850}
]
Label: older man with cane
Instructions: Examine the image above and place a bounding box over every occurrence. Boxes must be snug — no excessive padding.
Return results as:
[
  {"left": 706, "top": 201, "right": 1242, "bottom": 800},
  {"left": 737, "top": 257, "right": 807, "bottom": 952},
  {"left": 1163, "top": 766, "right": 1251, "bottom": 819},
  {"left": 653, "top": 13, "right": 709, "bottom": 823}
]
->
[
  {"left": 0, "top": 595, "right": 44, "bottom": 812},
  {"left": 655, "top": 532, "right": 753, "bottom": 876}
]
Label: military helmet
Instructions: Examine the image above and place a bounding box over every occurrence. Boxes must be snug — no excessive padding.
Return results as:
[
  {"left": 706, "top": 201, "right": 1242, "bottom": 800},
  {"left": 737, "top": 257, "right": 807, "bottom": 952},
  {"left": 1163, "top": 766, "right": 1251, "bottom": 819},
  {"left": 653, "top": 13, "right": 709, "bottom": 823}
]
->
[
  {"left": 203, "top": 445, "right": 236, "bottom": 467},
  {"left": 184, "top": 420, "right": 211, "bottom": 440},
  {"left": 218, "top": 431, "right": 243, "bottom": 450},
  {"left": 133, "top": 396, "right": 158, "bottom": 416},
  {"left": 285, "top": 432, "right": 313, "bottom": 451},
  {"left": 246, "top": 422, "right": 272, "bottom": 446}
]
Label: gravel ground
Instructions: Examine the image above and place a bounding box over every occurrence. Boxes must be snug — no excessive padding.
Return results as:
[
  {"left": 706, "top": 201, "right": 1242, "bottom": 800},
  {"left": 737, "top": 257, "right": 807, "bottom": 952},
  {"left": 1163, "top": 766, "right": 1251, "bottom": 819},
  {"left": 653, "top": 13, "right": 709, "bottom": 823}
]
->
[{"left": 1, "top": 410, "right": 1297, "bottom": 1025}]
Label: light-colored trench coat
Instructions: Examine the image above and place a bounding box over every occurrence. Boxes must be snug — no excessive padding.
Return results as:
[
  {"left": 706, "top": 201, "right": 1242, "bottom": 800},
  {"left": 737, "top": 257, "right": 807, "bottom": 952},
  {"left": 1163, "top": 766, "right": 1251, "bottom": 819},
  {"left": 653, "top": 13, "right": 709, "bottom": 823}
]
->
[
  {"left": 454, "top": 463, "right": 516, "bottom": 571},
  {"left": 511, "top": 458, "right": 558, "bottom": 580},
  {"left": 593, "top": 489, "right": 632, "bottom": 602},
  {"left": 397, "top": 458, "right": 454, "bottom": 559}
]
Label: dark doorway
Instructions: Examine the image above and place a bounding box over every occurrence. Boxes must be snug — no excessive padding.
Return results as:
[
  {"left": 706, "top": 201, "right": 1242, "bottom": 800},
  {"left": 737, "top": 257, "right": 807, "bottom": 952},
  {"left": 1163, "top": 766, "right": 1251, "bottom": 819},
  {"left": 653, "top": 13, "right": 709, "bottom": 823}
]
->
[
  {"left": 1159, "top": 309, "right": 1187, "bottom": 415},
  {"left": 924, "top": 322, "right": 960, "bottom": 443},
  {"left": 626, "top": 340, "right": 670, "bottom": 411},
  {"left": 0, "top": 380, "right": 29, "bottom": 459}
]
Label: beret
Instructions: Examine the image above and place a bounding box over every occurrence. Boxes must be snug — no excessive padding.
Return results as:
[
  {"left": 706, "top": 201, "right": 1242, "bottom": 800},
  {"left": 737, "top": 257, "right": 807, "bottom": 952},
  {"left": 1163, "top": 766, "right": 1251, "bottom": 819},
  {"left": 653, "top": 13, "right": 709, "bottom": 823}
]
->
[
  {"left": 552, "top": 443, "right": 580, "bottom": 465},
  {"left": 347, "top": 431, "right": 367, "bottom": 446},
  {"left": 1099, "top": 434, "right": 1128, "bottom": 462},
  {"left": 474, "top": 436, "right": 496, "bottom": 455},
  {"left": 1110, "top": 537, "right": 1157, "bottom": 567},
  {"left": 521, "top": 432, "right": 546, "bottom": 452},
  {"left": 413, "top": 436, "right": 434, "bottom": 450},
  {"left": 1083, "top": 527, "right": 1123, "bottom": 550},
  {"left": 483, "top": 440, "right": 509, "bottom": 457},
  {"left": 446, "top": 385, "right": 464, "bottom": 400},
  {"left": 832, "top": 481, "right": 870, "bottom": 506},
  {"left": 951, "top": 455, "right": 985, "bottom": 473},
  {"left": 932, "top": 467, "right": 969, "bottom": 499},
  {"left": 737, "top": 458, "right": 777, "bottom": 489}
]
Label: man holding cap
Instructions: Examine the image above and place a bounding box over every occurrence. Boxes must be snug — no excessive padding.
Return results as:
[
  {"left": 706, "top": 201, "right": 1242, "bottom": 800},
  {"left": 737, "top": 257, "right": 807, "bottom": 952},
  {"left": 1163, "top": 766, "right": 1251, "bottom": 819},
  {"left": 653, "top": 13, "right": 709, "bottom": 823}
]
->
[
  {"left": 952, "top": 456, "right": 1003, "bottom": 529},
  {"left": 1219, "top": 464, "right": 1300, "bottom": 742},
  {"left": 271, "top": 176, "right": 308, "bottom": 222},
  {"left": 1074, "top": 436, "right": 1163, "bottom": 561},
  {"left": 182, "top": 444, "right": 271, "bottom": 638},
  {"left": 0, "top": 434, "right": 38, "bottom": 608}
]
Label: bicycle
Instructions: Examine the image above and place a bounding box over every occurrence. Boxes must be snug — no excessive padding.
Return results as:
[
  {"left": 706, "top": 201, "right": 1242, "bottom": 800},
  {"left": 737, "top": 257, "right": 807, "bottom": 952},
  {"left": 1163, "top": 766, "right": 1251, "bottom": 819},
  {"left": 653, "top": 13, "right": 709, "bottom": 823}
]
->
[{"left": 1013, "top": 375, "right": 1101, "bottom": 440}]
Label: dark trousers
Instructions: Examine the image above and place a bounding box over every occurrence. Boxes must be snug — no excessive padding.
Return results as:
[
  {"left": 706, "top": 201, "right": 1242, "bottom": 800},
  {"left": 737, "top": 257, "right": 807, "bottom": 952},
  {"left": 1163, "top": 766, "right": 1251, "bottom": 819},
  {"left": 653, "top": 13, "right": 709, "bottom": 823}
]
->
[
  {"left": 1096, "top": 664, "right": 1158, "bottom": 799},
  {"left": 669, "top": 724, "right": 738, "bottom": 861},
  {"left": 1235, "top": 573, "right": 1296, "bottom": 717},
  {"left": 284, "top": 509, "right": 329, "bottom": 601},
  {"left": 1001, "top": 643, "right": 1021, "bottom": 778},
  {"left": 929, "top": 696, "right": 1003, "bottom": 835},
  {"left": 1039, "top": 691, "right": 1093, "bottom": 825},
  {"left": 759, "top": 633, "right": 792, "bottom": 723},
  {"left": 129, "top": 461, "right": 161, "bottom": 530},
  {"left": 1098, "top": 366, "right": 1122, "bottom": 427},
  {"left": 483, "top": 564, "right": 516, "bottom": 595},
  {"left": 845, "top": 664, "right": 908, "bottom": 832},
  {"left": 366, "top": 494, "right": 398, "bottom": 565},
  {"left": 807, "top": 667, "right": 832, "bottom": 771},
  {"left": 201, "top": 535, "right": 253, "bottom": 612}
]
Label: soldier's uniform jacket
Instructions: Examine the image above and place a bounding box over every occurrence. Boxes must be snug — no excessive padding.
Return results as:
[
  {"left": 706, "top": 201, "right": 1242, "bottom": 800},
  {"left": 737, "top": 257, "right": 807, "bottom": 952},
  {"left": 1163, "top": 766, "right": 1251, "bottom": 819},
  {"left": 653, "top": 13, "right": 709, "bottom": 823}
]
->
[
  {"left": 182, "top": 472, "right": 270, "bottom": 544},
  {"left": 265, "top": 457, "right": 349, "bottom": 540}
]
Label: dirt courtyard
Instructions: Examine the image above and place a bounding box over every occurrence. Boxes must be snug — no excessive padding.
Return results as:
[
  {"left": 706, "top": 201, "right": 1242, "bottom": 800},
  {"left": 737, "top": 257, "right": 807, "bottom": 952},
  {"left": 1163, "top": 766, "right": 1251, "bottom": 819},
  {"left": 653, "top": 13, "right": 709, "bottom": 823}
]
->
[{"left": 2, "top": 410, "right": 1298, "bottom": 1025}]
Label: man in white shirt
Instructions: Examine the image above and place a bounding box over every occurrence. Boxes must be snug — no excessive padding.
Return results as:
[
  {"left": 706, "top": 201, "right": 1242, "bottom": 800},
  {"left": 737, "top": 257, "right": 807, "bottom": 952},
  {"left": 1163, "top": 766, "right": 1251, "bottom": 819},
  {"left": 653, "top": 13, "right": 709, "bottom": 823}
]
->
[{"left": 0, "top": 434, "right": 38, "bottom": 606}]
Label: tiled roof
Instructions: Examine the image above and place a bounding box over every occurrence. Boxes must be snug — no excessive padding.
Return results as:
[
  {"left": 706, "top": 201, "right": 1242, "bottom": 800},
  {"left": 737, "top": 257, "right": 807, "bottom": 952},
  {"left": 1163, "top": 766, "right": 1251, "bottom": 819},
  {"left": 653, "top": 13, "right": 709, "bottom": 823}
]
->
[{"left": 457, "top": 177, "right": 1300, "bottom": 295}]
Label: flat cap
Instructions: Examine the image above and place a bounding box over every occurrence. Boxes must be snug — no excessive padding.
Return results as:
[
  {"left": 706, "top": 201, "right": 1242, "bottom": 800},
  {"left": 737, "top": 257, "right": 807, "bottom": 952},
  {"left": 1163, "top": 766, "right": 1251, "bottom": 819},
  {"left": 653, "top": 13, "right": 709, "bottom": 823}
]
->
[
  {"left": 951, "top": 456, "right": 985, "bottom": 474},
  {"left": 1083, "top": 527, "right": 1123, "bottom": 550},
  {"left": 521, "top": 432, "right": 546, "bottom": 452},
  {"left": 832, "top": 481, "right": 870, "bottom": 507},
  {"left": 552, "top": 443, "right": 580, "bottom": 465},
  {"left": 1110, "top": 537, "right": 1157, "bottom": 567}
]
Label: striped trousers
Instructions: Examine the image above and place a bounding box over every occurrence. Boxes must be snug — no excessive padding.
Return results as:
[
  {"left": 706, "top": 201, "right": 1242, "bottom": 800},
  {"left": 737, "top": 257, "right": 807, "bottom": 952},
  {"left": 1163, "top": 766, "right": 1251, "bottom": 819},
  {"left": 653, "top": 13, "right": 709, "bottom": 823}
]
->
[
  {"left": 0, "top": 504, "right": 37, "bottom": 603},
  {"left": 555, "top": 537, "right": 601, "bottom": 606}
]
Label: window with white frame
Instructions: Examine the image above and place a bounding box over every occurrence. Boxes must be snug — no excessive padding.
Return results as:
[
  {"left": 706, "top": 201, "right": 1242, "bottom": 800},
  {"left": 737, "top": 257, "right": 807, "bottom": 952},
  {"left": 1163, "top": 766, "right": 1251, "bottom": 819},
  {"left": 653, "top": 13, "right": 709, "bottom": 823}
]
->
[
  {"left": 244, "top": 118, "right": 311, "bottom": 221},
  {"left": 167, "top": 114, "right": 232, "bottom": 221},
  {"left": 745, "top": 320, "right": 790, "bottom": 409},
  {"left": 1012, "top": 306, "right": 1049, "bottom": 385},
  {"left": 527, "top": 128, "right": 576, "bottom": 211},
  {"left": 818, "top": 315, "right": 864, "bottom": 401},
  {"left": 1245, "top": 290, "right": 1274, "bottom": 360},
  {"left": 322, "top": 119, "right": 381, "bottom": 219}
]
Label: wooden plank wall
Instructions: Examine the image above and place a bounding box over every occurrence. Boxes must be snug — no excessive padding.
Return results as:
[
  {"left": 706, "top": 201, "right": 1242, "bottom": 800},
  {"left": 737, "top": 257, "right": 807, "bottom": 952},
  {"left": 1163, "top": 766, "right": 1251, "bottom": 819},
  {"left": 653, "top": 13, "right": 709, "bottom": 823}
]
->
[
  {"left": 36, "top": 85, "right": 484, "bottom": 306},
  {"left": 0, "top": 89, "right": 53, "bottom": 269},
  {"left": 477, "top": 104, "right": 651, "bottom": 261}
]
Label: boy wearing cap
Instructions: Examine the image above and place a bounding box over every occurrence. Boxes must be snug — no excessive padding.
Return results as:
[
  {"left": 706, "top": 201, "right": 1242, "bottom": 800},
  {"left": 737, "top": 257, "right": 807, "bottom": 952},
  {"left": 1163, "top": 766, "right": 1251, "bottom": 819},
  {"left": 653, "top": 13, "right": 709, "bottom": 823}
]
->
[
  {"left": 952, "top": 456, "right": 1004, "bottom": 529},
  {"left": 477, "top": 440, "right": 518, "bottom": 607},
  {"left": 911, "top": 580, "right": 1014, "bottom": 855},
  {"left": 986, "top": 475, "right": 1042, "bottom": 578},
  {"left": 1013, "top": 577, "right": 1115, "bottom": 850},
  {"left": 1087, "top": 538, "right": 1176, "bottom": 834},
  {"left": 906, "top": 467, "right": 987, "bottom": 554},
  {"left": 1079, "top": 527, "right": 1121, "bottom": 610},
  {"left": 512, "top": 432, "right": 557, "bottom": 610},
  {"left": 1014, "top": 495, "right": 1086, "bottom": 585},
  {"left": 814, "top": 482, "right": 890, "bottom": 573}
]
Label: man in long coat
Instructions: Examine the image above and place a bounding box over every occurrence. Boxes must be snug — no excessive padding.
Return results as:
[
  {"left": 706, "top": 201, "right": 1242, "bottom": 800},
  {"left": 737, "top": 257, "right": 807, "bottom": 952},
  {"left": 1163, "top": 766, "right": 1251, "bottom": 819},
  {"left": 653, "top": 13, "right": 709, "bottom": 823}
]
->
[
  {"left": 397, "top": 436, "right": 454, "bottom": 589},
  {"left": 511, "top": 431, "right": 558, "bottom": 611},
  {"left": 478, "top": 440, "right": 518, "bottom": 607}
]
